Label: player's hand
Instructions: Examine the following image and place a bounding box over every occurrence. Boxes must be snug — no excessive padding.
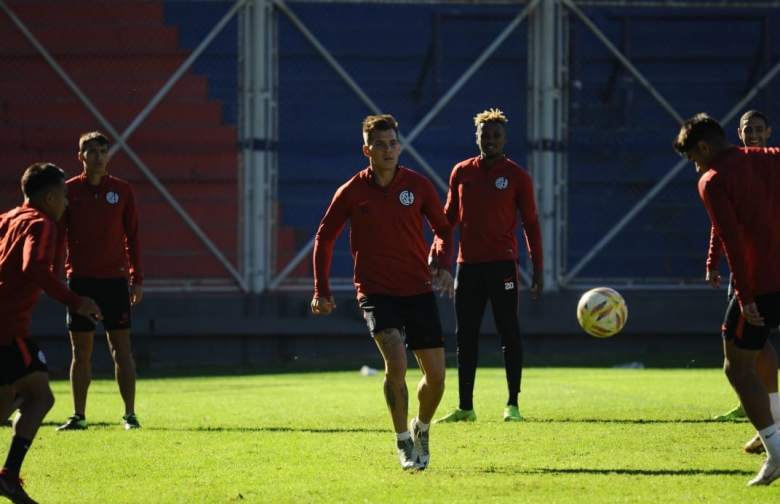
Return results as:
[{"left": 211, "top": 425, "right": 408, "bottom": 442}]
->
[
  {"left": 311, "top": 296, "right": 336, "bottom": 315},
  {"left": 530, "top": 270, "right": 544, "bottom": 300},
  {"left": 705, "top": 269, "right": 721, "bottom": 289},
  {"left": 432, "top": 268, "right": 454, "bottom": 299},
  {"left": 77, "top": 297, "right": 103, "bottom": 324},
  {"left": 742, "top": 302, "right": 765, "bottom": 327},
  {"left": 130, "top": 284, "right": 143, "bottom": 306}
]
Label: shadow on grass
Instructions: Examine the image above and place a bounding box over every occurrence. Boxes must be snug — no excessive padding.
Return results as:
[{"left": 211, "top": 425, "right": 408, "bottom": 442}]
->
[
  {"left": 142, "top": 426, "right": 387, "bottom": 434},
  {"left": 40, "top": 421, "right": 120, "bottom": 429},
  {"left": 531, "top": 418, "right": 739, "bottom": 424},
  {"left": 528, "top": 467, "right": 753, "bottom": 476}
]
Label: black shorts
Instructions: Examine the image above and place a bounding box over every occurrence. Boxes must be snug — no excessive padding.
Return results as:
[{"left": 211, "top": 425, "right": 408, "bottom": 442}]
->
[
  {"left": 722, "top": 291, "right": 780, "bottom": 350},
  {"left": 67, "top": 277, "right": 132, "bottom": 332},
  {"left": 0, "top": 338, "right": 48, "bottom": 386},
  {"left": 358, "top": 292, "right": 444, "bottom": 351}
]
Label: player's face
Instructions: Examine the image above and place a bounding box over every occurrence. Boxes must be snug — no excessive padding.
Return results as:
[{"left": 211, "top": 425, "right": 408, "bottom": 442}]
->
[
  {"left": 685, "top": 144, "right": 712, "bottom": 174},
  {"left": 44, "top": 179, "right": 69, "bottom": 221},
  {"left": 476, "top": 121, "right": 506, "bottom": 160},
  {"left": 78, "top": 140, "right": 110, "bottom": 175},
  {"left": 363, "top": 129, "right": 401, "bottom": 172},
  {"left": 738, "top": 117, "right": 771, "bottom": 147}
]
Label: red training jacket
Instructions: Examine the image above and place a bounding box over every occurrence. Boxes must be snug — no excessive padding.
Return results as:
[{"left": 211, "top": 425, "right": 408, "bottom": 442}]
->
[
  {"left": 56, "top": 173, "right": 143, "bottom": 285},
  {"left": 313, "top": 166, "right": 453, "bottom": 299},
  {"left": 698, "top": 146, "right": 780, "bottom": 306},
  {"left": 432, "top": 155, "right": 543, "bottom": 269},
  {"left": 0, "top": 203, "right": 82, "bottom": 343}
]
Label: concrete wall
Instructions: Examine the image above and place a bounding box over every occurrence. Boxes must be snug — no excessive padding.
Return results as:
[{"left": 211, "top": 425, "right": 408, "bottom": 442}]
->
[{"left": 29, "top": 289, "right": 730, "bottom": 373}]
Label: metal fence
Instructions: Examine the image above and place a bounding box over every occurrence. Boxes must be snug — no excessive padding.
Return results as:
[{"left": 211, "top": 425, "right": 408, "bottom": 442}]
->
[{"left": 2, "top": 0, "right": 779, "bottom": 294}]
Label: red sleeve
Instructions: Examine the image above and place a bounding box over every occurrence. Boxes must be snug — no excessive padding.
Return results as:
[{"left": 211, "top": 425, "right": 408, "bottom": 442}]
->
[
  {"left": 429, "top": 167, "right": 459, "bottom": 265},
  {"left": 24, "top": 219, "right": 82, "bottom": 312},
  {"left": 123, "top": 185, "right": 144, "bottom": 286},
  {"left": 515, "top": 171, "right": 544, "bottom": 271},
  {"left": 706, "top": 225, "right": 723, "bottom": 271},
  {"left": 53, "top": 210, "right": 67, "bottom": 278},
  {"left": 422, "top": 180, "right": 454, "bottom": 272},
  {"left": 699, "top": 174, "right": 751, "bottom": 305},
  {"left": 313, "top": 185, "right": 350, "bottom": 298}
]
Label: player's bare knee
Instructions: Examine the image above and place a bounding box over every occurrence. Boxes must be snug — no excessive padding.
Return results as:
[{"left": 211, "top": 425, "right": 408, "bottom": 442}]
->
[{"left": 425, "top": 367, "right": 446, "bottom": 388}]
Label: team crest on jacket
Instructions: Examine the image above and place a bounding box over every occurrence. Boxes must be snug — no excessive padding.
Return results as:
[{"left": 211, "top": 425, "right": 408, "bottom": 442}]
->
[
  {"left": 106, "top": 191, "right": 120, "bottom": 204},
  {"left": 495, "top": 177, "right": 509, "bottom": 190},
  {"left": 399, "top": 190, "right": 415, "bottom": 206}
]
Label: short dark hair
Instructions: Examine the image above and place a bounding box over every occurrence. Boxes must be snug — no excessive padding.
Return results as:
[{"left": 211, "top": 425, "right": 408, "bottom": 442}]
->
[
  {"left": 21, "top": 162, "right": 65, "bottom": 199},
  {"left": 740, "top": 110, "right": 771, "bottom": 129},
  {"left": 79, "top": 131, "right": 109, "bottom": 152},
  {"left": 362, "top": 114, "right": 399, "bottom": 145},
  {"left": 673, "top": 113, "right": 726, "bottom": 154}
]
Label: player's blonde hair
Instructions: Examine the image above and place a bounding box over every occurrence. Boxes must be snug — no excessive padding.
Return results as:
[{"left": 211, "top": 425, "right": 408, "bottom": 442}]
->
[{"left": 473, "top": 108, "right": 508, "bottom": 126}]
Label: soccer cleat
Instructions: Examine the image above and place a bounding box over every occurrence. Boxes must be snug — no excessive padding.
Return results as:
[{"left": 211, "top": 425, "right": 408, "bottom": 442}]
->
[
  {"left": 0, "top": 471, "right": 38, "bottom": 504},
  {"left": 396, "top": 437, "right": 421, "bottom": 470},
  {"left": 744, "top": 433, "right": 766, "bottom": 455},
  {"left": 56, "top": 415, "right": 87, "bottom": 431},
  {"left": 504, "top": 405, "right": 523, "bottom": 422},
  {"left": 713, "top": 403, "right": 746, "bottom": 421},
  {"left": 433, "top": 408, "right": 476, "bottom": 424},
  {"left": 410, "top": 418, "right": 430, "bottom": 469},
  {"left": 747, "top": 457, "right": 780, "bottom": 486},
  {"left": 123, "top": 413, "right": 141, "bottom": 430}
]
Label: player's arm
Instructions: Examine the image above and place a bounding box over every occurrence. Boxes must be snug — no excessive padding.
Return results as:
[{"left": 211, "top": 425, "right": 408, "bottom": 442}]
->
[
  {"left": 423, "top": 180, "right": 454, "bottom": 298},
  {"left": 516, "top": 170, "right": 544, "bottom": 298},
  {"left": 699, "top": 176, "right": 751, "bottom": 305},
  {"left": 311, "top": 188, "right": 350, "bottom": 315},
  {"left": 123, "top": 185, "right": 144, "bottom": 305},
  {"left": 52, "top": 209, "right": 68, "bottom": 277},
  {"left": 705, "top": 225, "right": 723, "bottom": 288},
  {"left": 429, "top": 167, "right": 459, "bottom": 262}
]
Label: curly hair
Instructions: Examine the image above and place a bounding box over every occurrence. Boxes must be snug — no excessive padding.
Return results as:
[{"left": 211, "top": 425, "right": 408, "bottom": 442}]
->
[{"left": 473, "top": 108, "right": 508, "bottom": 126}]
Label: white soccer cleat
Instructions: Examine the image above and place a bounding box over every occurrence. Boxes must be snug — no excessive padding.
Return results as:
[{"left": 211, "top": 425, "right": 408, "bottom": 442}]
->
[
  {"left": 744, "top": 433, "right": 766, "bottom": 454},
  {"left": 396, "top": 437, "right": 421, "bottom": 470},
  {"left": 410, "top": 418, "right": 430, "bottom": 469},
  {"left": 747, "top": 458, "right": 780, "bottom": 486}
]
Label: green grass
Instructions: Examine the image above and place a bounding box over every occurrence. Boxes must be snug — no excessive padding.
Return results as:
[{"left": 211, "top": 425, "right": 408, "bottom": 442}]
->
[{"left": 9, "top": 367, "right": 775, "bottom": 503}]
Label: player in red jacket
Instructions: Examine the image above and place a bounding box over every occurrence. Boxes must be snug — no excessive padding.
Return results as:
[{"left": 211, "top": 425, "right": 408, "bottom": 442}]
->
[
  {"left": 312, "top": 114, "right": 454, "bottom": 470},
  {"left": 433, "top": 109, "right": 543, "bottom": 424},
  {"left": 707, "top": 111, "right": 780, "bottom": 455},
  {"left": 55, "top": 131, "right": 144, "bottom": 432},
  {"left": 674, "top": 113, "right": 780, "bottom": 486},
  {"left": 0, "top": 163, "right": 101, "bottom": 504}
]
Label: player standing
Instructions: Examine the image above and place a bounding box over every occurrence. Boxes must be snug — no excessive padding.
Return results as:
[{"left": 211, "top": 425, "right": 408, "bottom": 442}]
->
[
  {"left": 0, "top": 163, "right": 101, "bottom": 503},
  {"left": 433, "top": 109, "right": 543, "bottom": 424},
  {"left": 707, "top": 111, "right": 780, "bottom": 454},
  {"left": 55, "top": 131, "right": 144, "bottom": 431},
  {"left": 311, "top": 114, "right": 454, "bottom": 470},
  {"left": 674, "top": 113, "right": 780, "bottom": 486}
]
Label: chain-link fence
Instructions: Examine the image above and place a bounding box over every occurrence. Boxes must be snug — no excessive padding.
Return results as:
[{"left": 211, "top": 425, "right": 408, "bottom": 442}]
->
[
  {"left": 3, "top": 0, "right": 780, "bottom": 294},
  {"left": 0, "top": 0, "right": 242, "bottom": 291},
  {"left": 274, "top": 0, "right": 780, "bottom": 292}
]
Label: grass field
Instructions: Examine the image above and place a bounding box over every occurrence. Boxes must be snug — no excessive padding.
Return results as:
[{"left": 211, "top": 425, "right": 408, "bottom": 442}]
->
[{"left": 7, "top": 366, "right": 777, "bottom": 503}]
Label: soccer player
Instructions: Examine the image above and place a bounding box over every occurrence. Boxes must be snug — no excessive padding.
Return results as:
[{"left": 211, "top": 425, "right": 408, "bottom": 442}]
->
[
  {"left": 433, "top": 108, "right": 543, "bottom": 424},
  {"left": 55, "top": 131, "right": 144, "bottom": 432},
  {"left": 0, "top": 163, "right": 102, "bottom": 503},
  {"left": 674, "top": 113, "right": 780, "bottom": 486},
  {"left": 708, "top": 111, "right": 780, "bottom": 454},
  {"left": 311, "top": 114, "right": 454, "bottom": 470}
]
